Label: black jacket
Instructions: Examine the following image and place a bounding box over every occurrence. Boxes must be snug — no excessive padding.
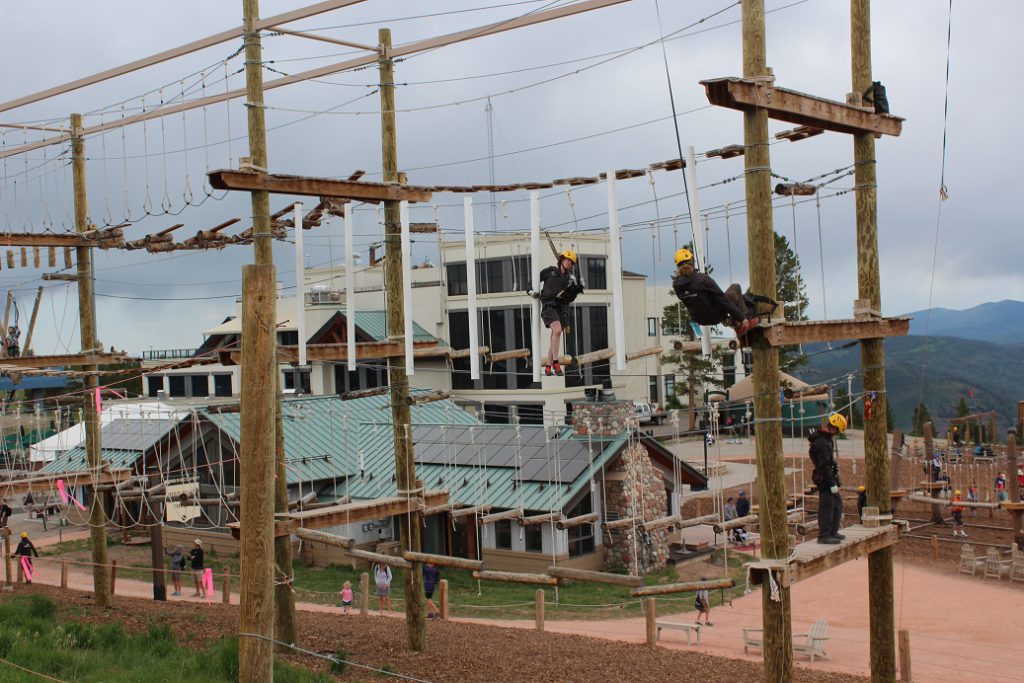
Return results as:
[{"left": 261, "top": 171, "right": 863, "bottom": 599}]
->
[
  {"left": 15, "top": 538, "right": 37, "bottom": 557},
  {"left": 735, "top": 495, "right": 751, "bottom": 518},
  {"left": 808, "top": 429, "right": 840, "bottom": 489},
  {"left": 189, "top": 547, "right": 204, "bottom": 571},
  {"left": 539, "top": 266, "right": 583, "bottom": 306},
  {"left": 671, "top": 272, "right": 744, "bottom": 326}
]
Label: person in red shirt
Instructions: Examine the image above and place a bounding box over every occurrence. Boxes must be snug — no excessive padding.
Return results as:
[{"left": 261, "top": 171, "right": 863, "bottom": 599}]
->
[{"left": 951, "top": 490, "right": 967, "bottom": 538}]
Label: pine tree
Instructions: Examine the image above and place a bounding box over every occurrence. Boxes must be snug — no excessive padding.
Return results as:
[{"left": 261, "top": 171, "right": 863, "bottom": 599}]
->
[
  {"left": 774, "top": 233, "right": 809, "bottom": 370},
  {"left": 911, "top": 402, "right": 932, "bottom": 437},
  {"left": 885, "top": 400, "right": 895, "bottom": 435}
]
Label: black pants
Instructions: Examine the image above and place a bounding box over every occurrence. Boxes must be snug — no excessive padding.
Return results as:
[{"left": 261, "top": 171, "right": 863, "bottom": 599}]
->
[{"left": 818, "top": 489, "right": 843, "bottom": 539}]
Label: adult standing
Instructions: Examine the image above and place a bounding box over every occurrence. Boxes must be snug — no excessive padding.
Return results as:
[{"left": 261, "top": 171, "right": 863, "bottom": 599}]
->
[
  {"left": 0, "top": 499, "right": 11, "bottom": 528},
  {"left": 423, "top": 561, "right": 440, "bottom": 619},
  {"left": 188, "top": 539, "right": 206, "bottom": 598},
  {"left": 809, "top": 413, "right": 848, "bottom": 545},
  {"left": 15, "top": 532, "right": 38, "bottom": 583},
  {"left": 374, "top": 562, "right": 393, "bottom": 613},
  {"left": 165, "top": 544, "right": 186, "bottom": 596}
]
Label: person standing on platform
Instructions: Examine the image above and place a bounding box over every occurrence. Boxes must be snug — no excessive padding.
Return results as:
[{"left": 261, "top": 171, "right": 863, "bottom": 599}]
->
[
  {"left": 528, "top": 250, "right": 583, "bottom": 377},
  {"left": 856, "top": 485, "right": 867, "bottom": 522},
  {"left": 809, "top": 413, "right": 848, "bottom": 545}
]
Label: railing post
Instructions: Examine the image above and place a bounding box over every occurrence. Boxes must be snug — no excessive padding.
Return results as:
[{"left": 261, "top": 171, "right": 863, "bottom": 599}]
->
[{"left": 535, "top": 589, "right": 545, "bottom": 632}]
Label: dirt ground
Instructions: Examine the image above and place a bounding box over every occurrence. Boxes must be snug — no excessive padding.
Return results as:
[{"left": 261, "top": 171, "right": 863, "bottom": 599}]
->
[{"left": 6, "top": 584, "right": 868, "bottom": 683}]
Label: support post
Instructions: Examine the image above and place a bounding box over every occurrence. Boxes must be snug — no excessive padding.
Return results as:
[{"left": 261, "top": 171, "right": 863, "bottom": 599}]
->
[
  {"left": 741, "top": 3, "right": 793, "bottom": 681},
  {"left": 148, "top": 491, "right": 166, "bottom": 601},
  {"left": 378, "top": 28, "right": 425, "bottom": 652},
  {"left": 61, "top": 560, "right": 68, "bottom": 589},
  {"left": 274, "top": 376, "right": 297, "bottom": 649},
  {"left": 923, "top": 422, "right": 943, "bottom": 524},
  {"left": 71, "top": 112, "right": 110, "bottom": 609},
  {"left": 535, "top": 588, "right": 545, "bottom": 631},
  {"left": 898, "top": 628, "right": 912, "bottom": 682},
  {"left": 21, "top": 286, "right": 43, "bottom": 355},
  {"left": 223, "top": 568, "right": 232, "bottom": 604},
  {"left": 439, "top": 579, "right": 449, "bottom": 621},
  {"left": 238, "top": 263, "right": 277, "bottom": 683},
  {"left": 4, "top": 532, "right": 12, "bottom": 586},
  {"left": 1007, "top": 433, "right": 1022, "bottom": 550},
  {"left": 110, "top": 559, "right": 117, "bottom": 595},
  {"left": 644, "top": 597, "right": 657, "bottom": 648},
  {"left": 930, "top": 534, "right": 938, "bottom": 560},
  {"left": 360, "top": 572, "right": 369, "bottom": 616}
]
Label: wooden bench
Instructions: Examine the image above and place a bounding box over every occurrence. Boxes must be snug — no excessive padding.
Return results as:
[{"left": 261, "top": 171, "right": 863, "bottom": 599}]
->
[
  {"left": 745, "top": 618, "right": 830, "bottom": 661},
  {"left": 656, "top": 620, "right": 702, "bottom": 645}
]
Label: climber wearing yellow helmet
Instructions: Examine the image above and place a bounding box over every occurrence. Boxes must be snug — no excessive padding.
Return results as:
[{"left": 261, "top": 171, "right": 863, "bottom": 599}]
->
[
  {"left": 809, "top": 412, "right": 848, "bottom": 545},
  {"left": 528, "top": 249, "right": 583, "bottom": 376},
  {"left": 671, "top": 247, "right": 761, "bottom": 338}
]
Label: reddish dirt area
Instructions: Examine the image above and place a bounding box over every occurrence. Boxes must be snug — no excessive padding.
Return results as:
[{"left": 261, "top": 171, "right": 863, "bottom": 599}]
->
[{"left": 5, "top": 584, "right": 868, "bottom": 683}]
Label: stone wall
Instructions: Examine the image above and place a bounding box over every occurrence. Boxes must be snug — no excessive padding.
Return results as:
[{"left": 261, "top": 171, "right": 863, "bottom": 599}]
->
[
  {"left": 572, "top": 399, "right": 633, "bottom": 437},
  {"left": 602, "top": 442, "right": 670, "bottom": 573}
]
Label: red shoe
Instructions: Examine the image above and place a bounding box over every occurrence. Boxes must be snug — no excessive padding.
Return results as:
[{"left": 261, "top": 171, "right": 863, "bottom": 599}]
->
[
  {"left": 552, "top": 362, "right": 564, "bottom": 376},
  {"left": 544, "top": 365, "right": 554, "bottom": 376},
  {"left": 735, "top": 317, "right": 760, "bottom": 336}
]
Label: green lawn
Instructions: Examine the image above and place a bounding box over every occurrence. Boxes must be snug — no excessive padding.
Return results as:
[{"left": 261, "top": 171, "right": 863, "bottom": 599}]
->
[{"left": 0, "top": 594, "right": 330, "bottom": 683}]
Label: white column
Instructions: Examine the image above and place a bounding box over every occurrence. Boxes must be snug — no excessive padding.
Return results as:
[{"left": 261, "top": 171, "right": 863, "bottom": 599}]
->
[
  {"left": 343, "top": 204, "right": 356, "bottom": 370},
  {"left": 685, "top": 146, "right": 713, "bottom": 358},
  {"left": 606, "top": 172, "right": 626, "bottom": 371},
  {"left": 293, "top": 202, "right": 307, "bottom": 367},
  {"left": 464, "top": 198, "right": 480, "bottom": 381},
  {"left": 530, "top": 191, "right": 542, "bottom": 383},
  {"left": 400, "top": 200, "right": 414, "bottom": 376}
]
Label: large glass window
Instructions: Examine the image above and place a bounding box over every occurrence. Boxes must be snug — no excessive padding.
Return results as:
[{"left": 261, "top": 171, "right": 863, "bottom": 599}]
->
[
  {"left": 446, "top": 262, "right": 468, "bottom": 295},
  {"left": 213, "top": 374, "right": 233, "bottom": 397},
  {"left": 647, "top": 318, "right": 657, "bottom": 336},
  {"left": 585, "top": 257, "right": 606, "bottom": 290},
  {"left": 566, "top": 495, "right": 595, "bottom": 557},
  {"left": 190, "top": 375, "right": 209, "bottom": 398},
  {"left": 147, "top": 376, "right": 163, "bottom": 398},
  {"left": 524, "top": 524, "right": 543, "bottom": 553},
  {"left": 168, "top": 375, "right": 186, "bottom": 397},
  {"left": 494, "top": 519, "right": 512, "bottom": 550},
  {"left": 277, "top": 330, "right": 299, "bottom": 346},
  {"left": 664, "top": 374, "right": 675, "bottom": 401}
]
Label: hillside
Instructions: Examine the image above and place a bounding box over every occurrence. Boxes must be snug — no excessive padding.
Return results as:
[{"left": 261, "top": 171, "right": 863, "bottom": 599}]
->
[
  {"left": 905, "top": 299, "right": 1024, "bottom": 345},
  {"left": 792, "top": 336, "right": 1024, "bottom": 433}
]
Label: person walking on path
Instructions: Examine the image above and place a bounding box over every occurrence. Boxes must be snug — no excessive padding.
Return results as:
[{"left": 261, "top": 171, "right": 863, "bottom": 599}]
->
[
  {"left": 15, "top": 531, "right": 38, "bottom": 583},
  {"left": 374, "top": 562, "right": 393, "bottom": 613},
  {"left": 188, "top": 539, "right": 206, "bottom": 598},
  {"left": 339, "top": 581, "right": 354, "bottom": 614},
  {"left": 165, "top": 545, "right": 185, "bottom": 596},
  {"left": 694, "top": 579, "right": 713, "bottom": 626},
  {"left": 423, "top": 562, "right": 441, "bottom": 619},
  {"left": 809, "top": 413, "right": 848, "bottom": 545}
]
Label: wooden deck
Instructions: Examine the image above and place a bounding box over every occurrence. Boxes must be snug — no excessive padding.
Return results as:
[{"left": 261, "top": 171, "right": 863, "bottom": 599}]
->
[
  {"left": 758, "top": 317, "right": 911, "bottom": 346},
  {"left": 747, "top": 524, "right": 898, "bottom": 587}
]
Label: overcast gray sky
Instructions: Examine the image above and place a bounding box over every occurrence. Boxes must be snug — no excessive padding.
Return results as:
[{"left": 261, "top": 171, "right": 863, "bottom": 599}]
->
[{"left": 0, "top": 0, "right": 1017, "bottom": 355}]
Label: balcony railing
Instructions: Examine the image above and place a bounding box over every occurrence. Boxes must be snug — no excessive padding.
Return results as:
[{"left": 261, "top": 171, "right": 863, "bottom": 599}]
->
[{"left": 142, "top": 348, "right": 197, "bottom": 360}]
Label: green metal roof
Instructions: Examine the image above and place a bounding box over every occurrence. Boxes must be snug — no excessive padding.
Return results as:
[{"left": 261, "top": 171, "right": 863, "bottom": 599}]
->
[
  {"left": 354, "top": 311, "right": 437, "bottom": 343},
  {"left": 39, "top": 447, "right": 140, "bottom": 474}
]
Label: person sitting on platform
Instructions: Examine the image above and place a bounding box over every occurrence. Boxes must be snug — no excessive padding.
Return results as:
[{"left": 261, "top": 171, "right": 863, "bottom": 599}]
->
[
  {"left": 528, "top": 250, "right": 584, "bottom": 377},
  {"left": 809, "top": 413, "right": 848, "bottom": 545},
  {"left": 670, "top": 248, "right": 763, "bottom": 338}
]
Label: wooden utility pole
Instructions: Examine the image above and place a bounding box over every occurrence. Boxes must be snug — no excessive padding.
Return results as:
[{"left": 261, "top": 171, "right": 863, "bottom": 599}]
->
[
  {"left": 22, "top": 286, "right": 43, "bottom": 355},
  {"left": 740, "top": 3, "right": 792, "bottom": 681},
  {"left": 239, "top": 0, "right": 280, "bottom": 679},
  {"left": 1007, "top": 433, "right": 1022, "bottom": 549},
  {"left": 273, "top": 392, "right": 297, "bottom": 648},
  {"left": 71, "top": 112, "right": 111, "bottom": 609},
  {"left": 851, "top": 2, "right": 896, "bottom": 679},
  {"left": 378, "top": 27, "right": 426, "bottom": 652},
  {"left": 148, "top": 475, "right": 166, "bottom": 601}
]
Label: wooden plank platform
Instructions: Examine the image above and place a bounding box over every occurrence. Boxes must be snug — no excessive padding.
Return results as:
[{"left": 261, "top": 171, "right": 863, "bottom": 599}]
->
[
  {"left": 208, "top": 170, "right": 432, "bottom": 203},
  {"left": 218, "top": 340, "right": 447, "bottom": 365},
  {"left": 700, "top": 78, "right": 904, "bottom": 137},
  {"left": 0, "top": 351, "right": 131, "bottom": 368},
  {"left": 789, "top": 524, "right": 897, "bottom": 584},
  {"left": 0, "top": 468, "right": 132, "bottom": 496},
  {"left": 0, "top": 230, "right": 125, "bottom": 249},
  {"left": 760, "top": 317, "right": 910, "bottom": 347}
]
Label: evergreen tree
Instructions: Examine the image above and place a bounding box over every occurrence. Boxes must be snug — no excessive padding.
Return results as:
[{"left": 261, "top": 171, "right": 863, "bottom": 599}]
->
[
  {"left": 885, "top": 400, "right": 895, "bottom": 435},
  {"left": 911, "top": 402, "right": 932, "bottom": 437},
  {"left": 773, "top": 233, "right": 809, "bottom": 370},
  {"left": 956, "top": 396, "right": 969, "bottom": 418},
  {"left": 834, "top": 385, "right": 863, "bottom": 429}
]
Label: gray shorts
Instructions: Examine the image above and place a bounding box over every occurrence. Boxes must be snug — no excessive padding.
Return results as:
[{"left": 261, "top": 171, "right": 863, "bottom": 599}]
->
[
  {"left": 376, "top": 584, "right": 390, "bottom": 598},
  {"left": 541, "top": 303, "right": 567, "bottom": 329}
]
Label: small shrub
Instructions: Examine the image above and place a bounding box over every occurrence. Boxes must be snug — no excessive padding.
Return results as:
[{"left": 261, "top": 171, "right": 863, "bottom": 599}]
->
[
  {"left": 52, "top": 622, "right": 97, "bottom": 649},
  {"left": 210, "top": 636, "right": 240, "bottom": 680},
  {"left": 143, "top": 622, "right": 176, "bottom": 657},
  {"left": 95, "top": 622, "right": 126, "bottom": 649},
  {"left": 26, "top": 594, "right": 57, "bottom": 620},
  {"left": 329, "top": 646, "right": 349, "bottom": 675},
  {"left": 0, "top": 627, "right": 16, "bottom": 657}
]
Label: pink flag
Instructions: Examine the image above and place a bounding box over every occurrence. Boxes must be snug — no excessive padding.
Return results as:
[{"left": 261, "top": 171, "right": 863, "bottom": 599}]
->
[
  {"left": 202, "top": 568, "right": 214, "bottom": 603},
  {"left": 56, "top": 479, "right": 86, "bottom": 511},
  {"left": 95, "top": 386, "right": 102, "bottom": 414},
  {"left": 20, "top": 556, "right": 33, "bottom": 582}
]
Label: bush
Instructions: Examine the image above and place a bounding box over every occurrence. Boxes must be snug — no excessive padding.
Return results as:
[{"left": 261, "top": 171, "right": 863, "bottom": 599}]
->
[
  {"left": 329, "top": 646, "right": 349, "bottom": 675},
  {"left": 52, "top": 622, "right": 97, "bottom": 650},
  {"left": 26, "top": 594, "right": 57, "bottom": 620},
  {"left": 210, "top": 636, "right": 240, "bottom": 680},
  {"left": 96, "top": 622, "right": 126, "bottom": 649},
  {"left": 143, "top": 622, "right": 176, "bottom": 657}
]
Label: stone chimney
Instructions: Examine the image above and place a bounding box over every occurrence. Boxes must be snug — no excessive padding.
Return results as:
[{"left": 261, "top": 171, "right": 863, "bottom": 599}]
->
[{"left": 571, "top": 395, "right": 633, "bottom": 437}]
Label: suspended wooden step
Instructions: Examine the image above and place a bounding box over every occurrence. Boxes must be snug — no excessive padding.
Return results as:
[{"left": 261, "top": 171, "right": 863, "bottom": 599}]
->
[
  {"left": 775, "top": 125, "right": 824, "bottom": 142},
  {"left": 448, "top": 504, "right": 493, "bottom": 519},
  {"left": 403, "top": 551, "right": 483, "bottom": 571},
  {"left": 905, "top": 494, "right": 999, "bottom": 509},
  {"left": 639, "top": 514, "right": 682, "bottom": 533},
  {"left": 758, "top": 316, "right": 911, "bottom": 347},
  {"left": 519, "top": 511, "right": 562, "bottom": 526},
  {"left": 487, "top": 348, "right": 530, "bottom": 363},
  {"left": 1002, "top": 502, "right": 1024, "bottom": 511},
  {"left": 220, "top": 340, "right": 449, "bottom": 365},
  {"left": 446, "top": 346, "right": 490, "bottom": 360},
  {"left": 344, "top": 547, "right": 412, "bottom": 569},
  {"left": 916, "top": 481, "right": 946, "bottom": 491},
  {"left": 556, "top": 512, "right": 600, "bottom": 530},
  {"left": 676, "top": 513, "right": 720, "bottom": 530},
  {"left": 294, "top": 527, "right": 355, "bottom": 549},
  {"left": 746, "top": 524, "right": 899, "bottom": 588},
  {"left": 480, "top": 508, "right": 523, "bottom": 525},
  {"left": 473, "top": 570, "right": 558, "bottom": 586},
  {"left": 713, "top": 514, "right": 758, "bottom": 534},
  {"left": 541, "top": 348, "right": 615, "bottom": 367},
  {"left": 603, "top": 515, "right": 642, "bottom": 530},
  {"left": 547, "top": 566, "right": 644, "bottom": 588},
  {"left": 625, "top": 345, "right": 663, "bottom": 361},
  {"left": 630, "top": 577, "right": 735, "bottom": 598},
  {"left": 700, "top": 78, "right": 904, "bottom": 137}
]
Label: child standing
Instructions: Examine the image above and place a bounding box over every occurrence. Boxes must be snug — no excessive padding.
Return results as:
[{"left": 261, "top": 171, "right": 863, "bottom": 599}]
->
[
  {"left": 951, "top": 490, "right": 967, "bottom": 538},
  {"left": 340, "top": 580, "right": 354, "bottom": 613},
  {"left": 694, "top": 578, "right": 713, "bottom": 626}
]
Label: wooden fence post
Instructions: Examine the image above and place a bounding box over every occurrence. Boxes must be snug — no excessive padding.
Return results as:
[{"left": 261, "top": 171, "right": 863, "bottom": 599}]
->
[
  {"left": 535, "top": 589, "right": 545, "bottom": 632},
  {"left": 61, "top": 560, "right": 68, "bottom": 589},
  {"left": 438, "top": 579, "right": 449, "bottom": 621},
  {"left": 16, "top": 560, "right": 24, "bottom": 584},
  {"left": 644, "top": 597, "right": 657, "bottom": 648},
  {"left": 930, "top": 534, "right": 938, "bottom": 561},
  {"left": 899, "top": 628, "right": 912, "bottom": 682},
  {"left": 360, "top": 572, "right": 369, "bottom": 616},
  {"left": 4, "top": 531, "right": 12, "bottom": 586},
  {"left": 110, "top": 559, "right": 117, "bottom": 595},
  {"left": 223, "top": 568, "right": 231, "bottom": 604}
]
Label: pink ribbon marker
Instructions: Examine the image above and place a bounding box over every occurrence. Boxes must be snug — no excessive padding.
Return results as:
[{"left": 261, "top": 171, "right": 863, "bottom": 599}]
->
[
  {"left": 202, "top": 568, "right": 214, "bottom": 603},
  {"left": 20, "top": 556, "right": 33, "bottom": 582},
  {"left": 95, "top": 386, "right": 102, "bottom": 414},
  {"left": 56, "top": 479, "right": 86, "bottom": 511}
]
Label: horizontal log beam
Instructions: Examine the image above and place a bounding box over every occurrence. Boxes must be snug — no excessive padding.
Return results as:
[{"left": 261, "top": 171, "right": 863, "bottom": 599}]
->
[
  {"left": 905, "top": 493, "right": 1000, "bottom": 509},
  {"left": 796, "top": 520, "right": 819, "bottom": 536},
  {"left": 403, "top": 551, "right": 483, "bottom": 571},
  {"left": 518, "top": 511, "right": 562, "bottom": 527},
  {"left": 0, "top": 231, "right": 125, "bottom": 249},
  {"left": 472, "top": 570, "right": 558, "bottom": 586},
  {"left": 294, "top": 527, "right": 355, "bottom": 549},
  {"left": 762, "top": 317, "right": 910, "bottom": 347},
  {"left": 276, "top": 490, "right": 450, "bottom": 533},
  {"left": 603, "top": 516, "right": 642, "bottom": 530},
  {"left": 630, "top": 578, "right": 735, "bottom": 597},
  {"left": 0, "top": 468, "right": 131, "bottom": 496},
  {"left": 208, "top": 170, "right": 432, "bottom": 203},
  {"left": 446, "top": 346, "right": 489, "bottom": 360},
  {"left": 0, "top": 351, "right": 131, "bottom": 368},
  {"left": 546, "top": 565, "right": 644, "bottom": 587},
  {"left": 701, "top": 78, "right": 904, "bottom": 137},
  {"left": 676, "top": 513, "right": 721, "bottom": 530},
  {"left": 625, "top": 346, "right": 663, "bottom": 361},
  {"left": 479, "top": 508, "right": 523, "bottom": 525},
  {"left": 486, "top": 348, "right": 530, "bottom": 363},
  {"left": 448, "top": 504, "right": 493, "bottom": 519},
  {"left": 219, "top": 340, "right": 446, "bottom": 365},
  {"left": 556, "top": 512, "right": 600, "bottom": 530},
  {"left": 639, "top": 514, "right": 682, "bottom": 533},
  {"left": 713, "top": 514, "right": 758, "bottom": 534},
  {"left": 345, "top": 547, "right": 412, "bottom": 569}
]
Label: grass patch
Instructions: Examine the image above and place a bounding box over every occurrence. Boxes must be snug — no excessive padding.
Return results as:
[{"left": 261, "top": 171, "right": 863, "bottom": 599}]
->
[{"left": 0, "top": 595, "right": 330, "bottom": 682}]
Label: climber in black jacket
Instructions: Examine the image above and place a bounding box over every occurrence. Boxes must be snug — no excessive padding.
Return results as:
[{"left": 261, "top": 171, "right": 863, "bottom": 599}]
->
[
  {"left": 528, "top": 249, "right": 583, "bottom": 376},
  {"left": 809, "top": 413, "right": 849, "bottom": 545},
  {"left": 671, "top": 247, "right": 761, "bottom": 337}
]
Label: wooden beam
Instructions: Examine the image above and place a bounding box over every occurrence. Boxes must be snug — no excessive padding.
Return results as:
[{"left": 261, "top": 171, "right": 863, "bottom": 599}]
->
[
  {"left": 0, "top": 351, "right": 131, "bottom": 368},
  {"left": 219, "top": 340, "right": 445, "bottom": 365},
  {"left": 630, "top": 578, "right": 735, "bottom": 597},
  {"left": 0, "top": 231, "right": 124, "bottom": 249},
  {"left": 279, "top": 491, "right": 450, "bottom": 533},
  {"left": 448, "top": 504, "right": 492, "bottom": 519},
  {"left": 519, "top": 511, "right": 562, "bottom": 527},
  {"left": 775, "top": 125, "right": 824, "bottom": 142},
  {"left": 705, "top": 144, "right": 745, "bottom": 159},
  {"left": 487, "top": 348, "right": 530, "bottom": 363},
  {"left": 546, "top": 565, "right": 644, "bottom": 587},
  {"left": 472, "top": 570, "right": 558, "bottom": 586},
  {"left": 676, "top": 513, "right": 720, "bottom": 530},
  {"left": 788, "top": 525, "right": 898, "bottom": 583},
  {"left": 345, "top": 547, "right": 412, "bottom": 569},
  {"left": 0, "top": 468, "right": 132, "bottom": 496},
  {"left": 761, "top": 317, "right": 910, "bottom": 346},
  {"left": 403, "top": 551, "right": 483, "bottom": 571},
  {"left": 480, "top": 508, "right": 523, "bottom": 525},
  {"left": 713, "top": 514, "right": 758, "bottom": 534},
  {"left": 625, "top": 345, "right": 663, "bottom": 361},
  {"left": 208, "top": 170, "right": 432, "bottom": 204},
  {"left": 556, "top": 512, "right": 600, "bottom": 530},
  {"left": 905, "top": 493, "right": 999, "bottom": 509},
  {"left": 701, "top": 78, "right": 904, "bottom": 137},
  {"left": 639, "top": 514, "right": 682, "bottom": 533},
  {"left": 603, "top": 515, "right": 642, "bottom": 530}
]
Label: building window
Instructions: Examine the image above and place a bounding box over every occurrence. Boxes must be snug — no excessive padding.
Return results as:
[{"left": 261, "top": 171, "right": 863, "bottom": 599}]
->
[
  {"left": 283, "top": 369, "right": 311, "bottom": 394},
  {"left": 647, "top": 317, "right": 657, "bottom": 336},
  {"left": 168, "top": 375, "right": 186, "bottom": 397},
  {"left": 566, "top": 495, "right": 595, "bottom": 557},
  {"left": 585, "top": 257, "right": 606, "bottom": 290},
  {"left": 277, "top": 330, "right": 299, "bottom": 346},
  {"left": 147, "top": 376, "right": 163, "bottom": 398},
  {"left": 213, "top": 374, "right": 232, "bottom": 397},
  {"left": 190, "top": 375, "right": 209, "bottom": 398},
  {"left": 494, "top": 519, "right": 512, "bottom": 550},
  {"left": 664, "top": 374, "right": 675, "bottom": 401},
  {"left": 649, "top": 376, "right": 659, "bottom": 404},
  {"left": 446, "top": 262, "right": 468, "bottom": 296},
  {"left": 524, "top": 524, "right": 543, "bottom": 553}
]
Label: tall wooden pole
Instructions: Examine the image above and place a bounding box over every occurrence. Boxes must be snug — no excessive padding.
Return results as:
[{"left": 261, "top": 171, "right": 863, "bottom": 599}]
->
[
  {"left": 148, "top": 476, "right": 166, "bottom": 601},
  {"left": 238, "top": 264, "right": 276, "bottom": 683},
  {"left": 240, "top": 0, "right": 278, "bottom": 679},
  {"left": 740, "top": 3, "right": 792, "bottom": 681},
  {"left": 851, "top": 2, "right": 896, "bottom": 680},
  {"left": 71, "top": 112, "right": 111, "bottom": 609},
  {"left": 378, "top": 27, "right": 426, "bottom": 653},
  {"left": 273, "top": 384, "right": 297, "bottom": 648},
  {"left": 1007, "top": 433, "right": 1022, "bottom": 549}
]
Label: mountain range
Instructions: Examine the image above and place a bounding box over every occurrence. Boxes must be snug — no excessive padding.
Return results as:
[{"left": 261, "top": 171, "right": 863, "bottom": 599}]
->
[{"left": 792, "top": 300, "right": 1022, "bottom": 433}]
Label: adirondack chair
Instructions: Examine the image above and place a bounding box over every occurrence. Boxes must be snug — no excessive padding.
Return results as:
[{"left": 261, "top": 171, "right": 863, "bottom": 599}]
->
[
  {"left": 959, "top": 545, "right": 986, "bottom": 576},
  {"left": 983, "top": 547, "right": 1011, "bottom": 579},
  {"left": 1010, "top": 548, "right": 1024, "bottom": 583},
  {"left": 792, "top": 619, "right": 830, "bottom": 661}
]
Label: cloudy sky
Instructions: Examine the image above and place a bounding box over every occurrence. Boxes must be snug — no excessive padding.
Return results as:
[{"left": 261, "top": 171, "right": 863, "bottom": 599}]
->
[{"left": 0, "top": 0, "right": 1017, "bottom": 355}]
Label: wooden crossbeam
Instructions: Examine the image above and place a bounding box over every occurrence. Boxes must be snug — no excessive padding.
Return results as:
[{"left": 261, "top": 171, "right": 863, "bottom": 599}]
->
[
  {"left": 519, "top": 511, "right": 562, "bottom": 526},
  {"left": 556, "top": 512, "right": 600, "bottom": 530},
  {"left": 760, "top": 317, "right": 910, "bottom": 347},
  {"left": 625, "top": 345, "right": 663, "bottom": 361},
  {"left": 208, "top": 170, "right": 432, "bottom": 203},
  {"left": 487, "top": 348, "right": 530, "bottom": 363},
  {"left": 480, "top": 508, "right": 523, "bottom": 525},
  {"left": 603, "top": 515, "right": 642, "bottom": 530},
  {"left": 0, "top": 468, "right": 132, "bottom": 496},
  {"left": 403, "top": 551, "right": 483, "bottom": 571},
  {"left": 472, "top": 570, "right": 558, "bottom": 586},
  {"left": 0, "top": 351, "right": 130, "bottom": 368},
  {"left": 294, "top": 529, "right": 355, "bottom": 550},
  {"left": 775, "top": 125, "right": 824, "bottom": 142},
  {"left": 0, "top": 230, "right": 125, "bottom": 249},
  {"left": 701, "top": 78, "right": 904, "bottom": 137},
  {"left": 218, "top": 340, "right": 446, "bottom": 365},
  {"left": 547, "top": 565, "right": 644, "bottom": 587},
  {"left": 639, "top": 514, "right": 682, "bottom": 533},
  {"left": 705, "top": 144, "right": 745, "bottom": 159},
  {"left": 631, "top": 577, "right": 735, "bottom": 598}
]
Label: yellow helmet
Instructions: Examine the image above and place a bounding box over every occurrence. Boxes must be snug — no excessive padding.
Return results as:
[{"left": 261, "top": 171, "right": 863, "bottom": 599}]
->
[
  {"left": 828, "top": 413, "right": 848, "bottom": 433},
  {"left": 20, "top": 532, "right": 27, "bottom": 538},
  {"left": 954, "top": 490, "right": 962, "bottom": 496},
  {"left": 857, "top": 485, "right": 865, "bottom": 492},
  {"left": 559, "top": 249, "right": 577, "bottom": 264},
  {"left": 674, "top": 247, "right": 694, "bottom": 266}
]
